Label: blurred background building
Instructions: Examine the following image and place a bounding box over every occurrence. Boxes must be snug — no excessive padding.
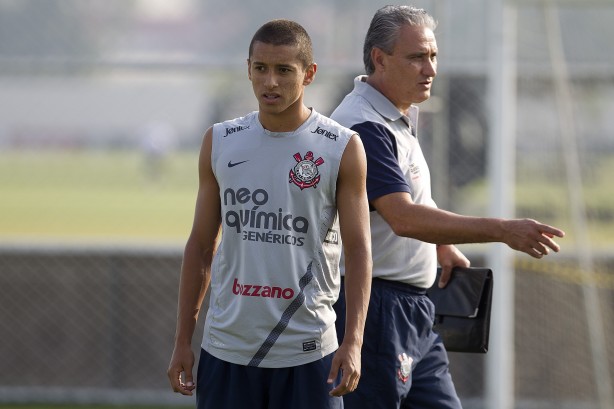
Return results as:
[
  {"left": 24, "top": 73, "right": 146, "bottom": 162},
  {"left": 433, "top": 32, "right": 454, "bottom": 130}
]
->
[{"left": 1, "top": 0, "right": 613, "bottom": 408}]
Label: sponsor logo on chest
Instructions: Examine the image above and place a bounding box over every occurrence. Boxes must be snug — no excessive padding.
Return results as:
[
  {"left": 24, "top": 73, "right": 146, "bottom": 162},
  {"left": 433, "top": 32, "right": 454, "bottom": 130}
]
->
[
  {"left": 311, "top": 125, "right": 338, "bottom": 141},
  {"left": 232, "top": 278, "right": 295, "bottom": 300},
  {"left": 224, "top": 125, "right": 249, "bottom": 137}
]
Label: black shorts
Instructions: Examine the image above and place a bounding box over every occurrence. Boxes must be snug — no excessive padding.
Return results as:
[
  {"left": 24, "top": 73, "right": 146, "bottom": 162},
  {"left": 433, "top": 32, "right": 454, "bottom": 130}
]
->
[{"left": 196, "top": 348, "right": 343, "bottom": 409}]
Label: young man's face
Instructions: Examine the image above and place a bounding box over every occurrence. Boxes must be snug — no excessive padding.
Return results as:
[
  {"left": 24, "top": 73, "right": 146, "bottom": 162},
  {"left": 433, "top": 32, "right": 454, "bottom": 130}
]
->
[
  {"left": 379, "top": 24, "right": 438, "bottom": 111},
  {"left": 248, "top": 41, "right": 315, "bottom": 117}
]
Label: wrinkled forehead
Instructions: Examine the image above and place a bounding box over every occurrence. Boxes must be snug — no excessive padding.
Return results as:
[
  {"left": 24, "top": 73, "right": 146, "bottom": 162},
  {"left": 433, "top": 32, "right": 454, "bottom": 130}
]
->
[{"left": 393, "top": 24, "right": 437, "bottom": 53}]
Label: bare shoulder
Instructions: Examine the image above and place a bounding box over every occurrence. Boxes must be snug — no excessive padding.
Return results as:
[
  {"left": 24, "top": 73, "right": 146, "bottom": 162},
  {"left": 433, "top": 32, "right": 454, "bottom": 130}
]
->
[
  {"left": 337, "top": 133, "right": 367, "bottom": 198},
  {"left": 198, "top": 126, "right": 216, "bottom": 179},
  {"left": 200, "top": 126, "right": 214, "bottom": 151},
  {"left": 341, "top": 134, "right": 367, "bottom": 168}
]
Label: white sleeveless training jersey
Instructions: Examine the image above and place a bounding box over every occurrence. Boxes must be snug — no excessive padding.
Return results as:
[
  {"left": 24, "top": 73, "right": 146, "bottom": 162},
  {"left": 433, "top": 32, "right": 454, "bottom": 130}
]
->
[{"left": 202, "top": 109, "right": 354, "bottom": 368}]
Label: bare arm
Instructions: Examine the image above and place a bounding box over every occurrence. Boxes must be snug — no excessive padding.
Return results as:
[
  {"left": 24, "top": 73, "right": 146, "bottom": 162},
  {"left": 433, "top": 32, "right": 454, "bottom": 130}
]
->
[
  {"left": 328, "top": 134, "right": 372, "bottom": 397},
  {"left": 372, "top": 192, "right": 565, "bottom": 259},
  {"left": 168, "top": 128, "right": 221, "bottom": 396}
]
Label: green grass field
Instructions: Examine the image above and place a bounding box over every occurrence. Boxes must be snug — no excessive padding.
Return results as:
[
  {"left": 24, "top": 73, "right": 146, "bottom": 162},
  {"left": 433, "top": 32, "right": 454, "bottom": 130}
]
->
[
  {"left": 0, "top": 150, "right": 199, "bottom": 246},
  {"left": 1, "top": 149, "right": 613, "bottom": 249}
]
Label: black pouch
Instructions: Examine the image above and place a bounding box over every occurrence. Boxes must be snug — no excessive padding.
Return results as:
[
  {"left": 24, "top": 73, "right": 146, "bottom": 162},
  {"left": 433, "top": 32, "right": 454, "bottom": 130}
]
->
[{"left": 427, "top": 267, "right": 493, "bottom": 353}]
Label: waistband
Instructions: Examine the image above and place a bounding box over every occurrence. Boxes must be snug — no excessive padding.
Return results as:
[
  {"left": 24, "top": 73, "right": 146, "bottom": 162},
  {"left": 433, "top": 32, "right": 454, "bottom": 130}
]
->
[{"left": 342, "top": 276, "right": 427, "bottom": 295}]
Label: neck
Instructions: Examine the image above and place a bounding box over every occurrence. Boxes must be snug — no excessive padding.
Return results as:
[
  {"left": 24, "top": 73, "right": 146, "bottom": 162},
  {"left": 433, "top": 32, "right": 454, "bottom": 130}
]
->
[
  {"left": 259, "top": 104, "right": 311, "bottom": 133},
  {"left": 365, "top": 75, "right": 411, "bottom": 115}
]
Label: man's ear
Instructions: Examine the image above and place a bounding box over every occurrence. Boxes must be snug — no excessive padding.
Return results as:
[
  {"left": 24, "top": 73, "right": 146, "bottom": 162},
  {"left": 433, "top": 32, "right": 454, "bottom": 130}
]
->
[
  {"left": 303, "top": 62, "right": 317, "bottom": 85},
  {"left": 371, "top": 47, "right": 386, "bottom": 72},
  {"left": 247, "top": 58, "right": 252, "bottom": 80}
]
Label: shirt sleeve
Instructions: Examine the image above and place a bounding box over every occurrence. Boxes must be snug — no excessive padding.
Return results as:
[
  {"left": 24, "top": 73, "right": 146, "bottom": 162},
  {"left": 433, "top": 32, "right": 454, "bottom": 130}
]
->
[{"left": 351, "top": 121, "right": 411, "bottom": 205}]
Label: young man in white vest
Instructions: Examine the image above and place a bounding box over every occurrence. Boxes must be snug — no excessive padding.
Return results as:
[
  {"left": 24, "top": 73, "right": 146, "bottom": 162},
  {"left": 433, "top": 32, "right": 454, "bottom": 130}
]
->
[{"left": 168, "top": 19, "right": 372, "bottom": 409}]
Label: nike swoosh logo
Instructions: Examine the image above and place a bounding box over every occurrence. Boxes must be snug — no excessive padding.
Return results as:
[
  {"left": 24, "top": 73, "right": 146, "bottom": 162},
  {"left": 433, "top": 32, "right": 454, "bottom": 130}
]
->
[{"left": 228, "top": 160, "right": 249, "bottom": 168}]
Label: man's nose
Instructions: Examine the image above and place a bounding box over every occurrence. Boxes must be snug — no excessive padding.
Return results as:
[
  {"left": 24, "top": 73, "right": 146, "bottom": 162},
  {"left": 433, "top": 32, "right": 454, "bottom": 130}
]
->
[
  {"left": 424, "top": 58, "right": 437, "bottom": 77},
  {"left": 264, "top": 72, "right": 278, "bottom": 88}
]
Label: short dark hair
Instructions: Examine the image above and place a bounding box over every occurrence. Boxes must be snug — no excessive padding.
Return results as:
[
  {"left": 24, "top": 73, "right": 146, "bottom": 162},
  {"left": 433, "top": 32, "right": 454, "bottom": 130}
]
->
[
  {"left": 248, "top": 19, "right": 313, "bottom": 68},
  {"left": 364, "top": 5, "right": 437, "bottom": 75}
]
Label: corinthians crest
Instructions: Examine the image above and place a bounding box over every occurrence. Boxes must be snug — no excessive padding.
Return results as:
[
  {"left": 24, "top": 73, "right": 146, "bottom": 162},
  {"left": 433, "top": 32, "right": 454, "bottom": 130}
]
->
[
  {"left": 289, "top": 151, "right": 324, "bottom": 190},
  {"left": 397, "top": 353, "right": 413, "bottom": 383}
]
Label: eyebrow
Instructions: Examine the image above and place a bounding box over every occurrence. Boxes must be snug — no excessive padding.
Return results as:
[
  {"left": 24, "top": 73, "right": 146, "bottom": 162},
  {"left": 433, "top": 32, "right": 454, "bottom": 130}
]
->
[
  {"left": 406, "top": 49, "right": 437, "bottom": 58},
  {"left": 251, "top": 61, "right": 297, "bottom": 69}
]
